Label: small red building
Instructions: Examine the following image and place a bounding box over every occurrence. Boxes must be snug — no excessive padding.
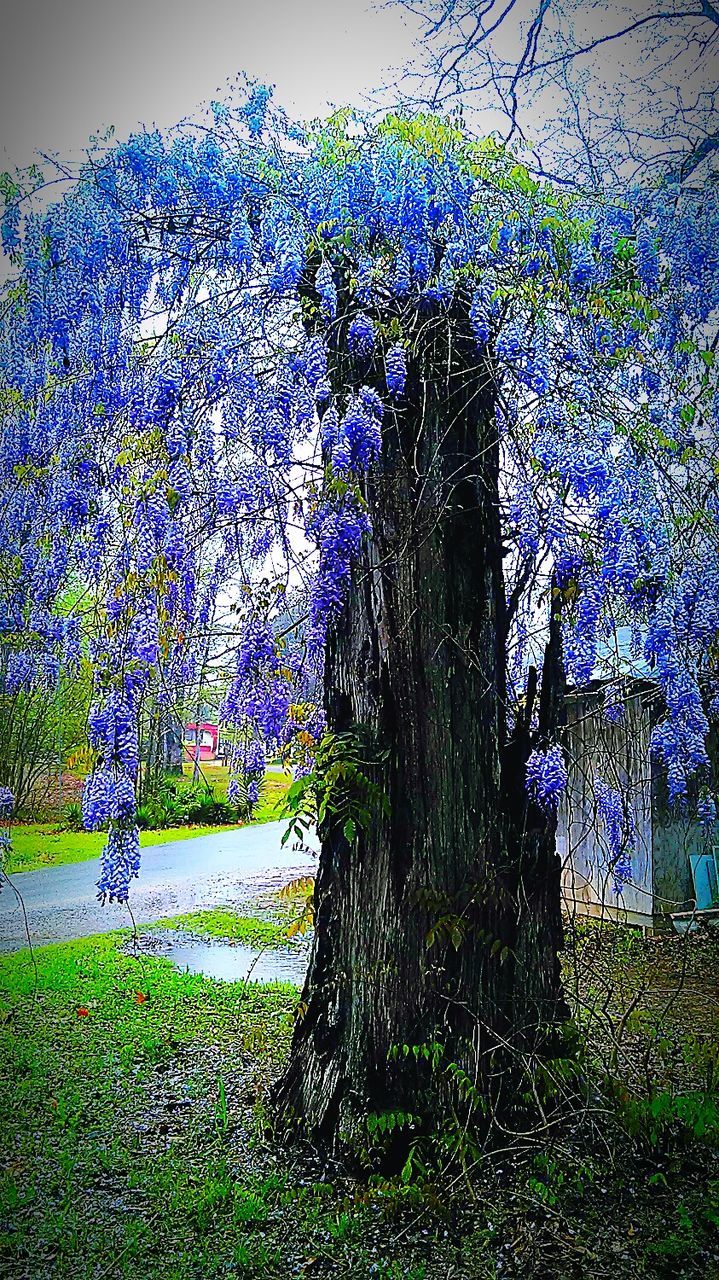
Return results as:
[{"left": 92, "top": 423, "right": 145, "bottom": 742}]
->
[{"left": 184, "top": 722, "right": 220, "bottom": 762}]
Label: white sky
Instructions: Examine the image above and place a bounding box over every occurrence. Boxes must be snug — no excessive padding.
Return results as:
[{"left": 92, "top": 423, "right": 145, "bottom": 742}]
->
[{"left": 0, "top": 0, "right": 420, "bottom": 170}]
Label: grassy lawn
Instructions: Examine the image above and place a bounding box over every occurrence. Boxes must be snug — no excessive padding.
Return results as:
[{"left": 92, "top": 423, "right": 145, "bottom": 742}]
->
[
  {"left": 1, "top": 925, "right": 718, "bottom": 1278},
  {"left": 5, "top": 773, "right": 291, "bottom": 876},
  {"left": 0, "top": 932, "right": 441, "bottom": 1280},
  {"left": 181, "top": 762, "right": 290, "bottom": 809},
  {"left": 0, "top": 933, "right": 299, "bottom": 1279},
  {"left": 4, "top": 824, "right": 238, "bottom": 876},
  {"left": 151, "top": 908, "right": 297, "bottom": 951}
]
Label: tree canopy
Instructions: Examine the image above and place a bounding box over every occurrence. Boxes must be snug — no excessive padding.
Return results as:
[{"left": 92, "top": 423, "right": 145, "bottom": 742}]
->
[{"left": 1, "top": 86, "right": 717, "bottom": 913}]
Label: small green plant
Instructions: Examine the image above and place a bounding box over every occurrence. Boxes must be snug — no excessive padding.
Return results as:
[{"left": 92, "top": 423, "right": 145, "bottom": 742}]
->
[
  {"left": 526, "top": 1150, "right": 596, "bottom": 1208},
  {"left": 233, "top": 1239, "right": 282, "bottom": 1276},
  {"left": 682, "top": 1032, "right": 719, "bottom": 1092},
  {"left": 324, "top": 1209, "right": 356, "bottom": 1240},
  {"left": 214, "top": 1075, "right": 229, "bottom": 1138},
  {"left": 366, "top": 1109, "right": 419, "bottom": 1138},
  {"left": 232, "top": 1185, "right": 268, "bottom": 1225},
  {"left": 281, "top": 725, "right": 389, "bottom": 850},
  {"left": 619, "top": 1088, "right": 719, "bottom": 1155},
  {"left": 61, "top": 800, "right": 84, "bottom": 831},
  {"left": 388, "top": 1040, "right": 445, "bottom": 1071},
  {"left": 134, "top": 802, "right": 155, "bottom": 830},
  {"left": 526, "top": 1153, "right": 566, "bottom": 1207}
]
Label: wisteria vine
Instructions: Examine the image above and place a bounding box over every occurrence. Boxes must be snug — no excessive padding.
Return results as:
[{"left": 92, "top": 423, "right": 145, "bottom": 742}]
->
[{"left": 1, "top": 91, "right": 717, "bottom": 901}]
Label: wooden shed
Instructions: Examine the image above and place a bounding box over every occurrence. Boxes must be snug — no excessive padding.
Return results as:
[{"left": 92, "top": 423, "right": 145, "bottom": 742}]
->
[{"left": 557, "top": 681, "right": 718, "bottom": 929}]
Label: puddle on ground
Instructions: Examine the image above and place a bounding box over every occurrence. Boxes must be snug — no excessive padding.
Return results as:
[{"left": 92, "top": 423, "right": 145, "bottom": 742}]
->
[{"left": 128, "top": 929, "right": 309, "bottom": 985}]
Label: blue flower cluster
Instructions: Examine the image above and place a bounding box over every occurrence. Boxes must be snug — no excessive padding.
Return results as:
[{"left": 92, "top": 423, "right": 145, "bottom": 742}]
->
[
  {"left": 595, "top": 777, "right": 633, "bottom": 895},
  {"left": 697, "top": 791, "right": 717, "bottom": 829},
  {"left": 348, "top": 312, "right": 376, "bottom": 358},
  {"left": 337, "top": 390, "right": 383, "bottom": 471},
  {"left": 385, "top": 344, "right": 407, "bottom": 398},
  {"left": 221, "top": 618, "right": 293, "bottom": 774},
  {"left": 96, "top": 825, "right": 141, "bottom": 905},
  {"left": 305, "top": 493, "right": 372, "bottom": 651},
  {"left": 525, "top": 745, "right": 567, "bottom": 812},
  {"left": 230, "top": 737, "right": 267, "bottom": 812}
]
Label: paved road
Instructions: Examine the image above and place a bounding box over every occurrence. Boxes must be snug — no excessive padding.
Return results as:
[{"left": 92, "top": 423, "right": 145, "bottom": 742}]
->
[{"left": 0, "top": 822, "right": 317, "bottom": 952}]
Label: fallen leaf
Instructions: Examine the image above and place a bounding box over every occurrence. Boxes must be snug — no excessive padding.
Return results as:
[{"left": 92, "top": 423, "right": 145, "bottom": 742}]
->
[{"left": 134, "top": 991, "right": 148, "bottom": 1004}]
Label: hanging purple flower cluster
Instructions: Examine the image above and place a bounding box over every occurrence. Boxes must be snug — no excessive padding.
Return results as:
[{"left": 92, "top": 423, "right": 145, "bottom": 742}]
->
[
  {"left": 304, "top": 493, "right": 372, "bottom": 651},
  {"left": 228, "top": 737, "right": 266, "bottom": 810},
  {"left": 96, "top": 826, "right": 142, "bottom": 904},
  {"left": 223, "top": 617, "right": 292, "bottom": 742},
  {"left": 595, "top": 777, "right": 634, "bottom": 894},
  {"left": 697, "top": 791, "right": 717, "bottom": 830},
  {"left": 330, "top": 390, "right": 383, "bottom": 472},
  {"left": 385, "top": 344, "right": 407, "bottom": 398},
  {"left": 525, "top": 746, "right": 567, "bottom": 812},
  {"left": 348, "top": 312, "right": 376, "bottom": 357}
]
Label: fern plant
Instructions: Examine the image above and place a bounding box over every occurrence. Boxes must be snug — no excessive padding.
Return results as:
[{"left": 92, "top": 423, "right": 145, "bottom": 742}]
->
[{"left": 280, "top": 725, "right": 389, "bottom": 852}]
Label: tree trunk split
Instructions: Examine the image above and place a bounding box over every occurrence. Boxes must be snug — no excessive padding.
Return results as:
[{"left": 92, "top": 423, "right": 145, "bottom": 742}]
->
[{"left": 274, "top": 307, "right": 567, "bottom": 1159}]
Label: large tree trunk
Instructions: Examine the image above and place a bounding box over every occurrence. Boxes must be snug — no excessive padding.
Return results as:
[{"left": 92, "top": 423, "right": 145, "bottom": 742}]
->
[{"left": 275, "top": 305, "right": 567, "bottom": 1158}]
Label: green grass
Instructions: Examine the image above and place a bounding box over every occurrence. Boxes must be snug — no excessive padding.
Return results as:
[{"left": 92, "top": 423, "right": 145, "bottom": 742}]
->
[
  {"left": 4, "top": 822, "right": 238, "bottom": 875},
  {"left": 5, "top": 773, "right": 291, "bottom": 876},
  {"left": 0, "top": 934, "right": 435, "bottom": 1280},
  {"left": 182, "top": 763, "right": 291, "bottom": 813},
  {"left": 152, "top": 908, "right": 295, "bottom": 950},
  {"left": 0, "top": 933, "right": 301, "bottom": 1279},
  {"left": 243, "top": 771, "right": 291, "bottom": 822},
  {"left": 1, "top": 928, "right": 717, "bottom": 1279}
]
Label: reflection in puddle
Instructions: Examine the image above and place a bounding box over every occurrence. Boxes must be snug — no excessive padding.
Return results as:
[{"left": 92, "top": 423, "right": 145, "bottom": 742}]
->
[{"left": 130, "top": 929, "right": 309, "bottom": 985}]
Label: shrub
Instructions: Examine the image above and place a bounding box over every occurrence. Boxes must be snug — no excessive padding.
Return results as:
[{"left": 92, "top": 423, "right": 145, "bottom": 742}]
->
[
  {"left": 620, "top": 1089, "right": 719, "bottom": 1156},
  {"left": 62, "top": 801, "right": 84, "bottom": 831},
  {"left": 135, "top": 803, "right": 154, "bottom": 831},
  {"left": 137, "top": 775, "right": 242, "bottom": 829}
]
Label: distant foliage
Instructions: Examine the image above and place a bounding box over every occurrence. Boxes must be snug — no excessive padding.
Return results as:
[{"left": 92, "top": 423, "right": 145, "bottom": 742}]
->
[{"left": 133, "top": 776, "right": 242, "bottom": 830}]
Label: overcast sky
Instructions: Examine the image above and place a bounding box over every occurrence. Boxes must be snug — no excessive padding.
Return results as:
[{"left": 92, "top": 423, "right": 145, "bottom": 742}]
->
[{"left": 0, "top": 0, "right": 420, "bottom": 170}]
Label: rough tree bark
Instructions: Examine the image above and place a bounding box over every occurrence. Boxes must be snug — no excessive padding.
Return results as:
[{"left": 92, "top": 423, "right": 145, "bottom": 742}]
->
[{"left": 275, "top": 301, "right": 567, "bottom": 1158}]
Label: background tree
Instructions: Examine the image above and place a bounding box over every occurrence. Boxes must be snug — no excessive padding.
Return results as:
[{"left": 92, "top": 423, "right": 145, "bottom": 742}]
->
[
  {"left": 0, "top": 661, "right": 92, "bottom": 817},
  {"left": 1, "top": 89, "right": 716, "bottom": 1157},
  {"left": 0, "top": 574, "right": 91, "bottom": 817},
  {"left": 398, "top": 0, "right": 719, "bottom": 187}
]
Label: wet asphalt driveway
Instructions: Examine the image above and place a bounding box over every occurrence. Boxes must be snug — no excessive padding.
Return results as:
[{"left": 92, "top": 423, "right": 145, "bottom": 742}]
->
[{"left": 0, "top": 821, "right": 317, "bottom": 952}]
